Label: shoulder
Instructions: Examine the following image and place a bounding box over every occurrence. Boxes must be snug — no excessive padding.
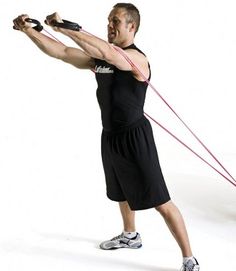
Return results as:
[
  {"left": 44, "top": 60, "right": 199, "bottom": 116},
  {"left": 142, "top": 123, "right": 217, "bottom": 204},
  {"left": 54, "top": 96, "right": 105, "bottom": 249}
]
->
[
  {"left": 124, "top": 48, "right": 148, "bottom": 62},
  {"left": 122, "top": 48, "right": 150, "bottom": 81},
  {"left": 122, "top": 44, "right": 149, "bottom": 67},
  {"left": 124, "top": 44, "right": 147, "bottom": 55}
]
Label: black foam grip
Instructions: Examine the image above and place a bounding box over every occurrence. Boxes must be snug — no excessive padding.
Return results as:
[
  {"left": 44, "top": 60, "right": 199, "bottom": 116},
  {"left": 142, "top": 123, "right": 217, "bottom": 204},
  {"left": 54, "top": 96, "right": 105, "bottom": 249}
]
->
[
  {"left": 51, "top": 19, "right": 82, "bottom": 31},
  {"left": 25, "top": 18, "right": 43, "bottom": 32}
]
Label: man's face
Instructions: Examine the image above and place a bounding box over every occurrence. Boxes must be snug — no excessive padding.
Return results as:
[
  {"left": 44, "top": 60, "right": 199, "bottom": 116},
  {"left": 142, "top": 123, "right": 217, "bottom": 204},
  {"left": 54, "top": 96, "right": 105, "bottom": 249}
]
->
[{"left": 107, "top": 8, "right": 134, "bottom": 45}]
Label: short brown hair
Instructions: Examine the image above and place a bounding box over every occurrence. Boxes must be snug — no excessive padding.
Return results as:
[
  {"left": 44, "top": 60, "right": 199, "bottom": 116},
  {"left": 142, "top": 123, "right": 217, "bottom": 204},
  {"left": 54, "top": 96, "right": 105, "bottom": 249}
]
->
[{"left": 113, "top": 3, "right": 140, "bottom": 34}]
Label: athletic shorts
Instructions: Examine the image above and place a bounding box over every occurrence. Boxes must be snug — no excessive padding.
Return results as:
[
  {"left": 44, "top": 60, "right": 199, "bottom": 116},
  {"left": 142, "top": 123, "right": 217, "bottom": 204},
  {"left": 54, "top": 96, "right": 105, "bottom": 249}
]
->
[{"left": 101, "top": 116, "right": 171, "bottom": 211}]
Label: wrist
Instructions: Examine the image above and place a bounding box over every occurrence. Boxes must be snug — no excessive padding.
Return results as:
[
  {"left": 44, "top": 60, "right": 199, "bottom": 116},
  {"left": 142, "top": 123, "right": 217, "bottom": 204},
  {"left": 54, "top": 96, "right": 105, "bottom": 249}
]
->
[{"left": 22, "top": 26, "right": 35, "bottom": 35}]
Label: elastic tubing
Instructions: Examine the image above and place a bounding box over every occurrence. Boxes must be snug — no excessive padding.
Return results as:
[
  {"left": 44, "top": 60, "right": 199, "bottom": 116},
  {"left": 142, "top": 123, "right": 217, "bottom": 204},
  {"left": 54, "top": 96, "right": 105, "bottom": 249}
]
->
[{"left": 41, "top": 25, "right": 236, "bottom": 187}]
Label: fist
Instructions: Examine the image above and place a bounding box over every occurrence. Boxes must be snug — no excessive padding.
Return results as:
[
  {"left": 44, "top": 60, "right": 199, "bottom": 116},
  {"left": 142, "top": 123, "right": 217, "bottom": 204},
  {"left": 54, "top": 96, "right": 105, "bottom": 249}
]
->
[
  {"left": 45, "top": 12, "right": 63, "bottom": 31},
  {"left": 13, "top": 14, "right": 31, "bottom": 31}
]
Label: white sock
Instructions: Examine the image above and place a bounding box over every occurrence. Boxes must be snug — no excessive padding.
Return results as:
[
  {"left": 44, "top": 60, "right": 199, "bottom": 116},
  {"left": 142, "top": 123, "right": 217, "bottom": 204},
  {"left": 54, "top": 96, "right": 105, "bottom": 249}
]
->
[
  {"left": 123, "top": 231, "right": 137, "bottom": 239},
  {"left": 183, "top": 256, "right": 196, "bottom": 264}
]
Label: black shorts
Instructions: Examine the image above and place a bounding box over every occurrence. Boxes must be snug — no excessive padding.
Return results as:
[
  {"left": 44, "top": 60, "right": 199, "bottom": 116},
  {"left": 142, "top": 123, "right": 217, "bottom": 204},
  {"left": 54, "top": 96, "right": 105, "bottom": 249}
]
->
[{"left": 101, "top": 116, "right": 171, "bottom": 211}]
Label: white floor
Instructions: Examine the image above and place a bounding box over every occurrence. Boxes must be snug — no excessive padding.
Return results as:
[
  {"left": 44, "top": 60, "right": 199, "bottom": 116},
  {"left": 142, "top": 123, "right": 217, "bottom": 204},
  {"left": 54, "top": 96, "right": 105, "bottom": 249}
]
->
[{"left": 0, "top": 164, "right": 235, "bottom": 271}]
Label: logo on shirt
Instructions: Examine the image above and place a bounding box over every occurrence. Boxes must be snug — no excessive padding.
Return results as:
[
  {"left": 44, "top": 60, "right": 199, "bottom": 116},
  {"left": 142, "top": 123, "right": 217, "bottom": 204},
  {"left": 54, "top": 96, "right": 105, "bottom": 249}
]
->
[{"left": 95, "top": 65, "right": 114, "bottom": 74}]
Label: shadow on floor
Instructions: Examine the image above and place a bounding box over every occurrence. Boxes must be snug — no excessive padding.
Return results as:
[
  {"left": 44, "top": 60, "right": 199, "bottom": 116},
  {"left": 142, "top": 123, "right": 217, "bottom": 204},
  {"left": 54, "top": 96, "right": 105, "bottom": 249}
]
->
[{"left": 2, "top": 236, "right": 178, "bottom": 271}]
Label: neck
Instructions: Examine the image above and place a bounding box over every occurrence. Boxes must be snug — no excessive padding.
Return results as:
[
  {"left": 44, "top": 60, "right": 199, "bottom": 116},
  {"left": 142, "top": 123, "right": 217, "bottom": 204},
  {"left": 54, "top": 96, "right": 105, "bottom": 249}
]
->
[
  {"left": 115, "top": 38, "right": 134, "bottom": 48},
  {"left": 122, "top": 43, "right": 134, "bottom": 49}
]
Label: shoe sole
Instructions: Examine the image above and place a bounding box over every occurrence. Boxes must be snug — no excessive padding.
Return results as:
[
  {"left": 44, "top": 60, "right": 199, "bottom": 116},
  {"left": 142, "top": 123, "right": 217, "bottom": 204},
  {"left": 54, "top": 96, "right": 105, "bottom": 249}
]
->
[{"left": 100, "top": 244, "right": 142, "bottom": 250}]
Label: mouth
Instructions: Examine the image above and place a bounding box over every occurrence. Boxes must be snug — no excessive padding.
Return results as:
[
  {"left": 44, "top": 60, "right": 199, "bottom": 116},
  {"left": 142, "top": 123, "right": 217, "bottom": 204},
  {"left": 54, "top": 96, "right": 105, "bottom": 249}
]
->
[{"left": 108, "top": 31, "right": 116, "bottom": 40}]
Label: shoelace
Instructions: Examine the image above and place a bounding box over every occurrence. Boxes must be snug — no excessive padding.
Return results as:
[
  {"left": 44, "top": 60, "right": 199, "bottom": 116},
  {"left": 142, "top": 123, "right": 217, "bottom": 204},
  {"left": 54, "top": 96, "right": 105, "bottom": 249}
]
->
[
  {"left": 111, "top": 234, "right": 124, "bottom": 241},
  {"left": 184, "top": 260, "right": 199, "bottom": 271}
]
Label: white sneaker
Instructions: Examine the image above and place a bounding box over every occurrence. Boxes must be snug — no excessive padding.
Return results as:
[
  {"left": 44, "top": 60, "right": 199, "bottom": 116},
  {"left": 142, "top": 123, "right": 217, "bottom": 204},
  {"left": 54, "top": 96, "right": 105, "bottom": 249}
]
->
[
  {"left": 99, "top": 232, "right": 142, "bottom": 250},
  {"left": 180, "top": 257, "right": 200, "bottom": 271}
]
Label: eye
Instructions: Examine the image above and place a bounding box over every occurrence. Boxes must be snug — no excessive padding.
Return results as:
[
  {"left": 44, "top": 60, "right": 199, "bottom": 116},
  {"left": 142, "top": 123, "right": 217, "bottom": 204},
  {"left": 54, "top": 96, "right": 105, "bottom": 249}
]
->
[
  {"left": 112, "top": 18, "right": 120, "bottom": 25},
  {"left": 108, "top": 17, "right": 120, "bottom": 26}
]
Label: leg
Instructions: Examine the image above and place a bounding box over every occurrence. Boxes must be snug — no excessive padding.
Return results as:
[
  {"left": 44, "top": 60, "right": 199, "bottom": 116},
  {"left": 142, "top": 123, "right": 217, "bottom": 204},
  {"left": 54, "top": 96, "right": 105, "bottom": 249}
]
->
[
  {"left": 155, "top": 200, "right": 192, "bottom": 257},
  {"left": 119, "top": 201, "right": 136, "bottom": 232}
]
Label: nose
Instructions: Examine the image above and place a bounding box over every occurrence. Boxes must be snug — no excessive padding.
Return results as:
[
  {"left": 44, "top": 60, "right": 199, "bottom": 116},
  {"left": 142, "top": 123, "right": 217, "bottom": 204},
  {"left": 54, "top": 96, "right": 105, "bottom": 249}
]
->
[{"left": 107, "top": 20, "right": 114, "bottom": 29}]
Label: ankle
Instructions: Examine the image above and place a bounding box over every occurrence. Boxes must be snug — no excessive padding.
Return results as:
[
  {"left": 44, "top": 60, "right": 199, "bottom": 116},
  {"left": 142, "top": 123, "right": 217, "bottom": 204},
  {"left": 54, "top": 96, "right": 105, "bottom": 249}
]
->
[{"left": 123, "top": 231, "right": 137, "bottom": 238}]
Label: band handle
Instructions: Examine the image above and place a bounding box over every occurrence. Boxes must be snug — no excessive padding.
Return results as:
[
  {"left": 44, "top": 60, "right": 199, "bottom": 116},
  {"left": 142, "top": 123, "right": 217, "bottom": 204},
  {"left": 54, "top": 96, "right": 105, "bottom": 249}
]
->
[
  {"left": 13, "top": 18, "right": 43, "bottom": 32},
  {"left": 48, "top": 19, "right": 82, "bottom": 31}
]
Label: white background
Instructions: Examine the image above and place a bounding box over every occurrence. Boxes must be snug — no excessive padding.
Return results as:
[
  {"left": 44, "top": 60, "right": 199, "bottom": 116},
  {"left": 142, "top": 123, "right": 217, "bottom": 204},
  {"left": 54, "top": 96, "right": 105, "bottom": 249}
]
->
[{"left": 1, "top": 0, "right": 236, "bottom": 270}]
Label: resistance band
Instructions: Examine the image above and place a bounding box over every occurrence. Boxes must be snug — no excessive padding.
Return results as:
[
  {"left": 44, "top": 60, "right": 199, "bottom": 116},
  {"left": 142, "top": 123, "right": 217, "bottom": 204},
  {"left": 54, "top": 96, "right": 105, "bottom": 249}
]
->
[{"left": 15, "top": 18, "right": 236, "bottom": 187}]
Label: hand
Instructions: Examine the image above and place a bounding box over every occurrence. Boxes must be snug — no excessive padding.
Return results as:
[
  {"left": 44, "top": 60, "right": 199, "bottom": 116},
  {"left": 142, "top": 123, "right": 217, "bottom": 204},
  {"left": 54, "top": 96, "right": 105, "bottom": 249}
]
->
[
  {"left": 13, "top": 14, "right": 32, "bottom": 32},
  {"left": 45, "top": 12, "right": 63, "bottom": 31}
]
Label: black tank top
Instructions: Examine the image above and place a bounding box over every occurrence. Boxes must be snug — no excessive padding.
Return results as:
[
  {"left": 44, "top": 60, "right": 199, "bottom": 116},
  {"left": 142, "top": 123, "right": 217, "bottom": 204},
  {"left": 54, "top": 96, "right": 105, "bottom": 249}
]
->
[{"left": 95, "top": 44, "right": 151, "bottom": 131}]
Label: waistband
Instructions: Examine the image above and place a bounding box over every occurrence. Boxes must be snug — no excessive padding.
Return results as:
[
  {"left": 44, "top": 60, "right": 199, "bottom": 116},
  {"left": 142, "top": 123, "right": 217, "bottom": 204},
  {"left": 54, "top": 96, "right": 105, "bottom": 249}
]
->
[{"left": 102, "top": 116, "right": 149, "bottom": 135}]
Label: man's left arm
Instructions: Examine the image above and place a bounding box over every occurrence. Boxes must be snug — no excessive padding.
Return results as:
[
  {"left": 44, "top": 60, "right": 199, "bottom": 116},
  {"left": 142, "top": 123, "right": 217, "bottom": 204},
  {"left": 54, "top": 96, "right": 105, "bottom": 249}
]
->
[{"left": 45, "top": 13, "right": 149, "bottom": 80}]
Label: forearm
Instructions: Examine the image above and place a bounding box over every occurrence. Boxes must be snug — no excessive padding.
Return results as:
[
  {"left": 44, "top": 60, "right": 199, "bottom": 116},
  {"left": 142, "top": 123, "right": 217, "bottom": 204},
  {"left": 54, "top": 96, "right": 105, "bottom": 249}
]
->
[
  {"left": 23, "top": 27, "right": 66, "bottom": 59},
  {"left": 59, "top": 28, "right": 112, "bottom": 60}
]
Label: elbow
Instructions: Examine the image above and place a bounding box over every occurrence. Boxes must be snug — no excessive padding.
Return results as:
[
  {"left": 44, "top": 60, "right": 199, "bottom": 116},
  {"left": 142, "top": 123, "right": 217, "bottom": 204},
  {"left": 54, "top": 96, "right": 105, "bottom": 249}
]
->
[{"left": 57, "top": 46, "right": 70, "bottom": 61}]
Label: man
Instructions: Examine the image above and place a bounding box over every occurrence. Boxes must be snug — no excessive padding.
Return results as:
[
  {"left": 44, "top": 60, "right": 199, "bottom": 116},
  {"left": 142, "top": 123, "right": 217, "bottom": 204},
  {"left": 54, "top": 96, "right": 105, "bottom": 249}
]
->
[{"left": 13, "top": 3, "right": 200, "bottom": 271}]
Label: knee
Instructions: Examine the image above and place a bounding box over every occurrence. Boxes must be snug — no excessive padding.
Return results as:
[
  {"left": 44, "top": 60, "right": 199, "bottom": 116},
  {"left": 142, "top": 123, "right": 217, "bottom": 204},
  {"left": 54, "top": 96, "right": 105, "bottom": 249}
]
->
[{"left": 155, "top": 200, "right": 173, "bottom": 217}]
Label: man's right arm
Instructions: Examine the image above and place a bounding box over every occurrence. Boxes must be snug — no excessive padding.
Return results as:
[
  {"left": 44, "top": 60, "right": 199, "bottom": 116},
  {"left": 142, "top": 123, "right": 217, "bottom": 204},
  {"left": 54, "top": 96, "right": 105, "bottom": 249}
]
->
[{"left": 13, "top": 15, "right": 95, "bottom": 70}]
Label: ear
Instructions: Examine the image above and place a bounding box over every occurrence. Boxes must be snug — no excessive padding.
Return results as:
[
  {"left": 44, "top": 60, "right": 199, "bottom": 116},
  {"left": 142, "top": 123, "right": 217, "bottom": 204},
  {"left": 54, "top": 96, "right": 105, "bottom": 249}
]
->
[{"left": 129, "top": 22, "right": 136, "bottom": 33}]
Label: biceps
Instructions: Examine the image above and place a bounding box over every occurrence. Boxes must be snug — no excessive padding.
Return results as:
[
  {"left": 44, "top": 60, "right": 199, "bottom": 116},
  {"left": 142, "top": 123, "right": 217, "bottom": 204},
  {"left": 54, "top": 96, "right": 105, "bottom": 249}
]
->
[{"left": 63, "top": 47, "right": 95, "bottom": 69}]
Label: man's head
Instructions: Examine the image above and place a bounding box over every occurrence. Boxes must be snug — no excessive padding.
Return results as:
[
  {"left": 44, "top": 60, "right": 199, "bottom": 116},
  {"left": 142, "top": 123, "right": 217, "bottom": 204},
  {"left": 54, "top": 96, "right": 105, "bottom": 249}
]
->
[
  {"left": 107, "top": 3, "right": 140, "bottom": 46},
  {"left": 113, "top": 3, "right": 140, "bottom": 34}
]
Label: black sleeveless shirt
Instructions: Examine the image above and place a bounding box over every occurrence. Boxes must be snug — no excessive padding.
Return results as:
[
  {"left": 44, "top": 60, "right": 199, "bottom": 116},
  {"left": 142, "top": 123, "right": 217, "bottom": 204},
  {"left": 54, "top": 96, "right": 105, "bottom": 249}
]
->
[{"left": 95, "top": 44, "right": 150, "bottom": 131}]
